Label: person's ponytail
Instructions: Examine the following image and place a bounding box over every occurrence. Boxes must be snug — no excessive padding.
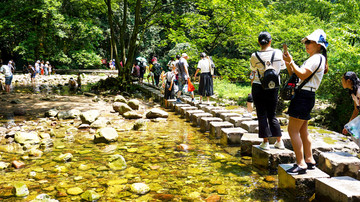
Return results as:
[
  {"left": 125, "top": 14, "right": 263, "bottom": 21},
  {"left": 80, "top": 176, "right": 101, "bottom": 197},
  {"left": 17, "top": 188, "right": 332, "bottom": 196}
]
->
[{"left": 321, "top": 46, "right": 328, "bottom": 74}]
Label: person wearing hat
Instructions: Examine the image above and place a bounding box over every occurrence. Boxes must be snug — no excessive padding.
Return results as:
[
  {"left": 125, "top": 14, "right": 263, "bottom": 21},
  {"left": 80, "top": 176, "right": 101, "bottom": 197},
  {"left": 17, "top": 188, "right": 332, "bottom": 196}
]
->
[
  {"left": 194, "top": 52, "right": 214, "bottom": 103},
  {"left": 250, "top": 31, "right": 286, "bottom": 151},
  {"left": 283, "top": 29, "right": 328, "bottom": 174},
  {"left": 0, "top": 60, "right": 14, "bottom": 93}
]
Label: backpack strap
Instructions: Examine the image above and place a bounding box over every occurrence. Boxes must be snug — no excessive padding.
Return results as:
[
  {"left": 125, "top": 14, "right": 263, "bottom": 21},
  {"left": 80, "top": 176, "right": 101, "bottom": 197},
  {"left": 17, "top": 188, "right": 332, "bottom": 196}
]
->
[
  {"left": 254, "top": 51, "right": 276, "bottom": 79},
  {"left": 297, "top": 55, "right": 323, "bottom": 90}
]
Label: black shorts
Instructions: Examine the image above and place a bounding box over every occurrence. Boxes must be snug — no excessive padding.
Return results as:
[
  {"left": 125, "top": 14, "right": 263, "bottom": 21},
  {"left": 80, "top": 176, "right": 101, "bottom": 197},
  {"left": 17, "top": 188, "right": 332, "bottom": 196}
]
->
[
  {"left": 288, "top": 89, "right": 315, "bottom": 120},
  {"left": 164, "top": 82, "right": 174, "bottom": 100},
  {"left": 247, "top": 94, "right": 253, "bottom": 103}
]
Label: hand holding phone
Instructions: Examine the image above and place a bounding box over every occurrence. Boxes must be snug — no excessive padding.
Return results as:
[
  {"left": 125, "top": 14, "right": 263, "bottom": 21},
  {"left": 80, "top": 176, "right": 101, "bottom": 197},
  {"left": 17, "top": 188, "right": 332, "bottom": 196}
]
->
[{"left": 283, "top": 43, "right": 288, "bottom": 54}]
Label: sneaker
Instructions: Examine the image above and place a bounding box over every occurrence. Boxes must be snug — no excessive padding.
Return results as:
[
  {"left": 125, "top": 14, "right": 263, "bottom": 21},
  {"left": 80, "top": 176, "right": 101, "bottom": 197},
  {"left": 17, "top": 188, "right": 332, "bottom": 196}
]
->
[
  {"left": 306, "top": 162, "right": 317, "bottom": 170},
  {"left": 274, "top": 140, "right": 285, "bottom": 149},
  {"left": 191, "top": 98, "right": 195, "bottom": 103},
  {"left": 259, "top": 141, "right": 270, "bottom": 150}
]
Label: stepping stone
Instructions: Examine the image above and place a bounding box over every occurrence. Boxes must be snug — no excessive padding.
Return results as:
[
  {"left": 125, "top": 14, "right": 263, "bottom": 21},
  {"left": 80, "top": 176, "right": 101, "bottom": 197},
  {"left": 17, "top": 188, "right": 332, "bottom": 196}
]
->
[
  {"left": 203, "top": 106, "right": 223, "bottom": 113},
  {"left": 252, "top": 145, "right": 295, "bottom": 173},
  {"left": 191, "top": 113, "right": 213, "bottom": 127},
  {"left": 209, "top": 121, "right": 233, "bottom": 139},
  {"left": 185, "top": 110, "right": 204, "bottom": 122},
  {"left": 219, "top": 112, "right": 242, "bottom": 122},
  {"left": 318, "top": 152, "right": 360, "bottom": 178},
  {"left": 200, "top": 117, "right": 223, "bottom": 133},
  {"left": 211, "top": 110, "right": 232, "bottom": 117},
  {"left": 166, "top": 99, "right": 177, "bottom": 110},
  {"left": 315, "top": 176, "right": 360, "bottom": 202},
  {"left": 229, "top": 116, "right": 253, "bottom": 127},
  {"left": 240, "top": 132, "right": 291, "bottom": 156},
  {"left": 220, "top": 127, "right": 248, "bottom": 146},
  {"left": 174, "top": 104, "right": 191, "bottom": 114},
  {"left": 240, "top": 120, "right": 259, "bottom": 133},
  {"left": 180, "top": 106, "right": 198, "bottom": 118},
  {"left": 278, "top": 164, "right": 330, "bottom": 199}
]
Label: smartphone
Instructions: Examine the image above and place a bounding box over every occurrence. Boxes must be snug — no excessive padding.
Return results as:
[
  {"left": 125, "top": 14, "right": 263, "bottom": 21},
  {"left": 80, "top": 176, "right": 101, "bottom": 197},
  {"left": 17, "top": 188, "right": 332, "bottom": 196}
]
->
[{"left": 283, "top": 43, "right": 288, "bottom": 53}]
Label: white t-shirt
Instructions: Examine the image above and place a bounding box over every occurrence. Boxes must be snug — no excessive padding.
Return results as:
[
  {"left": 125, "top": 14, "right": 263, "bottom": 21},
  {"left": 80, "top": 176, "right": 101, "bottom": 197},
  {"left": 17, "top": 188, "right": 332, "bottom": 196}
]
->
[
  {"left": 250, "top": 48, "right": 286, "bottom": 85},
  {"left": 0, "top": 65, "right": 12, "bottom": 77},
  {"left": 165, "top": 71, "right": 175, "bottom": 83},
  {"left": 298, "top": 53, "right": 325, "bottom": 90},
  {"left": 197, "top": 58, "right": 211, "bottom": 73}
]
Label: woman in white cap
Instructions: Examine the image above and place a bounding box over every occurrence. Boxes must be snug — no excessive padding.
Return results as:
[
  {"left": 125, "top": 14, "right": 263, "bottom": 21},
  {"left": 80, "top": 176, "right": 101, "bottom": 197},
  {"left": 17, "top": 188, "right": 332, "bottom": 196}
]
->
[{"left": 283, "top": 29, "right": 328, "bottom": 174}]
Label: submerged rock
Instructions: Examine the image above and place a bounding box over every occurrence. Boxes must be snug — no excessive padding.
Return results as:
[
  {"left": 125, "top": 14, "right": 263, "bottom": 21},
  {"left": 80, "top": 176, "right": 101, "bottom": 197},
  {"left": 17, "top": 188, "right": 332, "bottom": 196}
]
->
[
  {"left": 127, "top": 99, "right": 140, "bottom": 110},
  {"left": 0, "top": 161, "right": 10, "bottom": 169},
  {"left": 130, "top": 183, "right": 150, "bottom": 195},
  {"left": 94, "top": 127, "right": 118, "bottom": 143},
  {"left": 67, "top": 187, "right": 83, "bottom": 195},
  {"left": 108, "top": 154, "right": 127, "bottom": 170},
  {"left": 54, "top": 153, "right": 73, "bottom": 162},
  {"left": 113, "top": 102, "right": 132, "bottom": 115},
  {"left": 13, "top": 182, "right": 29, "bottom": 197},
  {"left": 132, "top": 119, "right": 147, "bottom": 131},
  {"left": 123, "top": 111, "right": 142, "bottom": 119},
  {"left": 80, "top": 110, "right": 100, "bottom": 124},
  {"left": 15, "top": 132, "right": 40, "bottom": 145},
  {"left": 81, "top": 190, "right": 101, "bottom": 201},
  {"left": 30, "top": 194, "right": 59, "bottom": 202},
  {"left": 145, "top": 108, "right": 168, "bottom": 119}
]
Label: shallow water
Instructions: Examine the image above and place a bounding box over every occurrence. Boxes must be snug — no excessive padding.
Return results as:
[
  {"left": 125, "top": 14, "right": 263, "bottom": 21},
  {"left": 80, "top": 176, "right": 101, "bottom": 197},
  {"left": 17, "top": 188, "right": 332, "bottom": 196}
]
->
[
  {"left": 0, "top": 75, "right": 296, "bottom": 201},
  {"left": 0, "top": 108, "right": 296, "bottom": 201}
]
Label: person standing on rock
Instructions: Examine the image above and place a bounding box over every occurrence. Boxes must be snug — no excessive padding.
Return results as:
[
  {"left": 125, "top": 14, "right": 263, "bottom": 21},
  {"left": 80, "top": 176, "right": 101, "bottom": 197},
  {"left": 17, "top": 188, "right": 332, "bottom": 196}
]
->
[
  {"left": 176, "top": 53, "right": 195, "bottom": 103},
  {"left": 250, "top": 31, "right": 286, "bottom": 151},
  {"left": 194, "top": 52, "right": 214, "bottom": 103},
  {"left": 0, "top": 60, "right": 14, "bottom": 93},
  {"left": 163, "top": 63, "right": 176, "bottom": 108},
  {"left": 283, "top": 29, "right": 328, "bottom": 174},
  {"left": 341, "top": 71, "right": 360, "bottom": 135},
  {"left": 152, "top": 57, "right": 163, "bottom": 87}
]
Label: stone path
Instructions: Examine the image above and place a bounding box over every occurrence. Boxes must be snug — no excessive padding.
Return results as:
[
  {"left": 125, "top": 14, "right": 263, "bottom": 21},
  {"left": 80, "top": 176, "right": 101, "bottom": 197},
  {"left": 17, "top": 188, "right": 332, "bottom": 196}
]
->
[{"left": 138, "top": 82, "right": 360, "bottom": 201}]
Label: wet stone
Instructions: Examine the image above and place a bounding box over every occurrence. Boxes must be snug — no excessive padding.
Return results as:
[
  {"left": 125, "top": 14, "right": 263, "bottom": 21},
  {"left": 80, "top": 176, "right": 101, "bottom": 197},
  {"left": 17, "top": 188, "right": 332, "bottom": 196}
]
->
[
  {"left": 315, "top": 176, "right": 360, "bottom": 202},
  {"left": 211, "top": 110, "right": 231, "bottom": 117},
  {"left": 185, "top": 110, "right": 204, "bottom": 122},
  {"left": 220, "top": 127, "right": 248, "bottom": 146},
  {"left": 180, "top": 106, "right": 198, "bottom": 118},
  {"left": 13, "top": 182, "right": 29, "bottom": 197},
  {"left": 191, "top": 112, "right": 213, "bottom": 127},
  {"left": 252, "top": 145, "right": 295, "bottom": 173},
  {"left": 240, "top": 120, "right": 259, "bottom": 133},
  {"left": 173, "top": 103, "right": 191, "bottom": 113},
  {"left": 209, "top": 121, "right": 234, "bottom": 139},
  {"left": 318, "top": 152, "right": 360, "bottom": 178},
  {"left": 219, "top": 112, "right": 242, "bottom": 122},
  {"left": 200, "top": 117, "right": 223, "bottom": 133},
  {"left": 229, "top": 116, "right": 253, "bottom": 127}
]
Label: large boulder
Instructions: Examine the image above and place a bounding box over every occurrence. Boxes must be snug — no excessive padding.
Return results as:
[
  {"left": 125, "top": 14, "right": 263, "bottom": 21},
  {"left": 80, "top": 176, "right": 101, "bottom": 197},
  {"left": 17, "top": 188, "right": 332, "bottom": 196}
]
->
[
  {"left": 146, "top": 108, "right": 168, "bottom": 119},
  {"left": 67, "top": 109, "right": 81, "bottom": 119},
  {"left": 114, "top": 95, "right": 127, "bottom": 103},
  {"left": 45, "top": 109, "right": 59, "bottom": 118},
  {"left": 123, "top": 111, "right": 142, "bottom": 119},
  {"left": 80, "top": 110, "right": 100, "bottom": 124},
  {"left": 15, "top": 132, "right": 40, "bottom": 145},
  {"left": 127, "top": 99, "right": 140, "bottom": 110},
  {"left": 113, "top": 102, "right": 132, "bottom": 115},
  {"left": 90, "top": 117, "right": 109, "bottom": 128},
  {"left": 94, "top": 127, "right": 118, "bottom": 143}
]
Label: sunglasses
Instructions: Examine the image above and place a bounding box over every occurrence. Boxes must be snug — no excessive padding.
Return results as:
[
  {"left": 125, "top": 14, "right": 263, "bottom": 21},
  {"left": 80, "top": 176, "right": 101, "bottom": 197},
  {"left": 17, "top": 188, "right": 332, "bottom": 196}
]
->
[{"left": 304, "top": 40, "right": 312, "bottom": 45}]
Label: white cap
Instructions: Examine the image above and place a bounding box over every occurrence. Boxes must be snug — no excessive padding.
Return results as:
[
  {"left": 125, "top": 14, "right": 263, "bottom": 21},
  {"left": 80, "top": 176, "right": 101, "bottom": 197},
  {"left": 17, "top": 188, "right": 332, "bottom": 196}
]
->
[
  {"left": 181, "top": 53, "right": 188, "bottom": 57},
  {"left": 301, "top": 29, "right": 328, "bottom": 49}
]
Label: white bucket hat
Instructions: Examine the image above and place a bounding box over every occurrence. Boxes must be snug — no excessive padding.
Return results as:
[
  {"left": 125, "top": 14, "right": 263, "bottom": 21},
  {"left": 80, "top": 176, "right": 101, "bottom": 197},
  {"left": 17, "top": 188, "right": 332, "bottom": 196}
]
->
[{"left": 301, "top": 29, "right": 328, "bottom": 49}]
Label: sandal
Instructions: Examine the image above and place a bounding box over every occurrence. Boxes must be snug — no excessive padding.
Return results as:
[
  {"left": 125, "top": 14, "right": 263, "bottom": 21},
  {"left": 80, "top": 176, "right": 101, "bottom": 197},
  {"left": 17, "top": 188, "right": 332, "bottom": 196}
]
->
[
  {"left": 306, "top": 162, "right": 317, "bottom": 170},
  {"left": 286, "top": 164, "right": 307, "bottom": 175}
]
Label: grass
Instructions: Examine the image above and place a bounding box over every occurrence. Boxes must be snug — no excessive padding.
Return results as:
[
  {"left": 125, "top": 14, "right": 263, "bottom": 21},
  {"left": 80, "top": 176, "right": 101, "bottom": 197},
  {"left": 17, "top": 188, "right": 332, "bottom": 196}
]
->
[{"left": 213, "top": 78, "right": 251, "bottom": 101}]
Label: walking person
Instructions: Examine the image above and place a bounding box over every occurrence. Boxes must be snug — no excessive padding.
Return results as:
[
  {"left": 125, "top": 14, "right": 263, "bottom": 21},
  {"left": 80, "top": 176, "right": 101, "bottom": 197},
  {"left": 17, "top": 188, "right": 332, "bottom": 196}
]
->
[
  {"left": 28, "top": 65, "right": 36, "bottom": 84},
  {"left": 341, "top": 71, "right": 360, "bottom": 135},
  {"left": 176, "top": 53, "right": 195, "bottom": 103},
  {"left": 194, "top": 52, "right": 214, "bottom": 103},
  {"left": 283, "top": 29, "right": 328, "bottom": 174},
  {"left": 0, "top": 60, "right": 14, "bottom": 93},
  {"left": 163, "top": 63, "right": 176, "bottom": 108},
  {"left": 152, "top": 57, "right": 163, "bottom": 87},
  {"left": 250, "top": 31, "right": 286, "bottom": 150},
  {"left": 35, "top": 60, "right": 40, "bottom": 74}
]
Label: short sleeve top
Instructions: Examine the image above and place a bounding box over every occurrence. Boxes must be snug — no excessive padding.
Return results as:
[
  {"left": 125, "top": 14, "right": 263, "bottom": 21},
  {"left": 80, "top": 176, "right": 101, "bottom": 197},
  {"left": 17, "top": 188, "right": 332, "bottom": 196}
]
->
[
  {"left": 0, "top": 65, "right": 12, "bottom": 77},
  {"left": 250, "top": 48, "right": 286, "bottom": 85},
  {"left": 197, "top": 58, "right": 211, "bottom": 73},
  {"left": 298, "top": 53, "right": 325, "bottom": 90}
]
